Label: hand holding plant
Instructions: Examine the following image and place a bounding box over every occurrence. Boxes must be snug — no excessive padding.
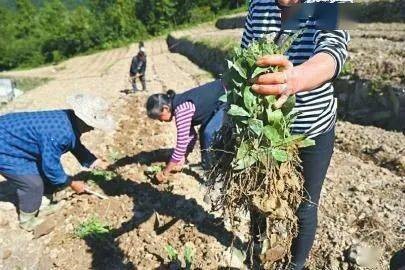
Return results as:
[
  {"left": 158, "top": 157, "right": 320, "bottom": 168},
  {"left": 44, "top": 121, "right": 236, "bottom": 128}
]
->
[{"left": 210, "top": 34, "right": 314, "bottom": 267}]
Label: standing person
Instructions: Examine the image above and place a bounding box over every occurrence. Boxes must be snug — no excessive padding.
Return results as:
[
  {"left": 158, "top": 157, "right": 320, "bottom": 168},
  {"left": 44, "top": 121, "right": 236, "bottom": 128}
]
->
[
  {"left": 130, "top": 43, "right": 147, "bottom": 92},
  {"left": 0, "top": 94, "right": 115, "bottom": 232},
  {"left": 241, "top": 0, "right": 350, "bottom": 268},
  {"left": 145, "top": 80, "right": 226, "bottom": 183}
]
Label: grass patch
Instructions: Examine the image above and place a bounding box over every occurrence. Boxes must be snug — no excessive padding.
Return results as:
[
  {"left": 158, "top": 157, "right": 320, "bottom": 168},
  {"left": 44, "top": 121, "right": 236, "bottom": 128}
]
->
[
  {"left": 196, "top": 36, "right": 239, "bottom": 55},
  {"left": 74, "top": 216, "right": 110, "bottom": 240}
]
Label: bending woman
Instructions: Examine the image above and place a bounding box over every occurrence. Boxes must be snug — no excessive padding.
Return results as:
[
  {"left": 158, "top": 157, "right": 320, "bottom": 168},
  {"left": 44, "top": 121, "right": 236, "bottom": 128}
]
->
[{"left": 146, "top": 80, "right": 226, "bottom": 183}]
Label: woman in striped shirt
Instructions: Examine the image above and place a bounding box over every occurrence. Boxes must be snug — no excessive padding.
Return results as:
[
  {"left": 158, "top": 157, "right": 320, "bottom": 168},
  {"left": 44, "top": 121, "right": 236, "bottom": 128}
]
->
[
  {"left": 244, "top": 0, "right": 350, "bottom": 268},
  {"left": 146, "top": 80, "right": 226, "bottom": 183}
]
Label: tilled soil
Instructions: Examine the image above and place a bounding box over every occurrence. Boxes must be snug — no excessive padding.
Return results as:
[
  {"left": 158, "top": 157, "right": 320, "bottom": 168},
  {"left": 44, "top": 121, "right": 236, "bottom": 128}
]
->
[{"left": 0, "top": 34, "right": 404, "bottom": 270}]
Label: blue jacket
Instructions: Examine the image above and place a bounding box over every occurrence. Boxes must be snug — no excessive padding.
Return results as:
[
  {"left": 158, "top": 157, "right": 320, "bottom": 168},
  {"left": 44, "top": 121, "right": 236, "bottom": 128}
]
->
[{"left": 0, "top": 110, "right": 97, "bottom": 186}]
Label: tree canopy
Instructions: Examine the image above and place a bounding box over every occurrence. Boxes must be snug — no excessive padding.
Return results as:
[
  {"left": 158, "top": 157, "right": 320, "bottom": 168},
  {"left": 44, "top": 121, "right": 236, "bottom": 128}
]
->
[{"left": 0, "top": 0, "right": 246, "bottom": 71}]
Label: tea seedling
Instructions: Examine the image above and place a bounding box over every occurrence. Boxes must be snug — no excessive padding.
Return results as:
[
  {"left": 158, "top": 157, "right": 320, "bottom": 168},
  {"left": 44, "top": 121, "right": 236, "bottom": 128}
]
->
[
  {"left": 90, "top": 169, "right": 117, "bottom": 183},
  {"left": 74, "top": 216, "right": 110, "bottom": 240}
]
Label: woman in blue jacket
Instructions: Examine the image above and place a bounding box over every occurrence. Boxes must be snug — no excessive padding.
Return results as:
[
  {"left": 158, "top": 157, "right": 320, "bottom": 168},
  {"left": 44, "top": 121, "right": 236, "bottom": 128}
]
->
[{"left": 0, "top": 94, "right": 115, "bottom": 232}]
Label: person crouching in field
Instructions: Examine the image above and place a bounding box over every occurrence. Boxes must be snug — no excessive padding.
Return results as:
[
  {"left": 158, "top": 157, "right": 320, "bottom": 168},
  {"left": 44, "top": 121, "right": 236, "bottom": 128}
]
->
[
  {"left": 0, "top": 94, "right": 115, "bottom": 232},
  {"left": 146, "top": 80, "right": 227, "bottom": 183}
]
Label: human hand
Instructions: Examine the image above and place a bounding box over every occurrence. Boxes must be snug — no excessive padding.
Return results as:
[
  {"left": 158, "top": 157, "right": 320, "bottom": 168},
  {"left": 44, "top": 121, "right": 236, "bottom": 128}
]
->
[
  {"left": 172, "top": 164, "right": 183, "bottom": 172},
  {"left": 70, "top": 180, "right": 86, "bottom": 194},
  {"left": 251, "top": 55, "right": 298, "bottom": 108},
  {"left": 90, "top": 159, "right": 109, "bottom": 170},
  {"left": 155, "top": 171, "right": 169, "bottom": 184},
  {"left": 278, "top": 0, "right": 300, "bottom": 7}
]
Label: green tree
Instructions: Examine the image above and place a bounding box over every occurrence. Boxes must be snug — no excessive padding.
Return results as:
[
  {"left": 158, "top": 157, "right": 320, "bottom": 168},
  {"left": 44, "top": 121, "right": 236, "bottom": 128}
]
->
[{"left": 136, "top": 0, "right": 176, "bottom": 34}]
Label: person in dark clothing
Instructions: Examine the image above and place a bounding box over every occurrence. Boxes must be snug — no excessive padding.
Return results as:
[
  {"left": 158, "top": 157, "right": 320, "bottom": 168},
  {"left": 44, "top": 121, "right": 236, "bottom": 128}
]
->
[
  {"left": 145, "top": 80, "right": 226, "bottom": 183},
  {"left": 0, "top": 94, "right": 116, "bottom": 232},
  {"left": 130, "top": 46, "right": 147, "bottom": 92}
]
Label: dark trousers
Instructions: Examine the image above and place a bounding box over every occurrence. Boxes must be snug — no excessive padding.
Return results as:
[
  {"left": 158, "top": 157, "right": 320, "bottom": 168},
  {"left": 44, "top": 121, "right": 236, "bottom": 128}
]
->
[
  {"left": 199, "top": 106, "right": 227, "bottom": 170},
  {"left": 250, "top": 128, "right": 335, "bottom": 269},
  {"left": 1, "top": 173, "right": 54, "bottom": 213},
  {"left": 131, "top": 74, "right": 146, "bottom": 92},
  {"left": 289, "top": 127, "right": 335, "bottom": 268}
]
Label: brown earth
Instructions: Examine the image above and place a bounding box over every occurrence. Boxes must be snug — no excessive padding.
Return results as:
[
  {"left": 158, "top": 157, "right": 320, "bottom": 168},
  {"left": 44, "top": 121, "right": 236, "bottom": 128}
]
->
[{"left": 0, "top": 29, "right": 404, "bottom": 270}]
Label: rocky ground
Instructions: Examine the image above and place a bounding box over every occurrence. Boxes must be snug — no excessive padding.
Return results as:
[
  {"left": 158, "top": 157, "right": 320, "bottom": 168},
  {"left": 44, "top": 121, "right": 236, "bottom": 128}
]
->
[{"left": 0, "top": 19, "right": 404, "bottom": 270}]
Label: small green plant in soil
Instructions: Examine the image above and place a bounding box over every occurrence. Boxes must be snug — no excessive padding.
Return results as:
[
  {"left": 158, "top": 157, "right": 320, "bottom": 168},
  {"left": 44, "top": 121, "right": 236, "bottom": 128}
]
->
[
  {"left": 90, "top": 169, "right": 117, "bottom": 183},
  {"left": 165, "top": 244, "right": 195, "bottom": 270},
  {"left": 184, "top": 245, "right": 194, "bottom": 270},
  {"left": 107, "top": 148, "right": 125, "bottom": 163},
  {"left": 210, "top": 33, "right": 314, "bottom": 267},
  {"left": 145, "top": 164, "right": 165, "bottom": 174},
  {"left": 166, "top": 244, "right": 179, "bottom": 262},
  {"left": 74, "top": 216, "right": 110, "bottom": 240}
]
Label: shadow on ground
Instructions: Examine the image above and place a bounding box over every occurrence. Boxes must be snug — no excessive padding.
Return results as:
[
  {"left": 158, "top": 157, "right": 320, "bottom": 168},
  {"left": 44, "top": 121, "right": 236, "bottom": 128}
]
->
[{"left": 73, "top": 154, "right": 245, "bottom": 269}]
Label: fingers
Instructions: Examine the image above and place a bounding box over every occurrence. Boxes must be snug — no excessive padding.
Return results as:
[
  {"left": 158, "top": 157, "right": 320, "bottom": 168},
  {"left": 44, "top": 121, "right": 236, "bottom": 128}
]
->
[
  {"left": 255, "top": 71, "right": 287, "bottom": 84},
  {"left": 252, "top": 83, "right": 288, "bottom": 96},
  {"left": 256, "top": 55, "right": 293, "bottom": 69}
]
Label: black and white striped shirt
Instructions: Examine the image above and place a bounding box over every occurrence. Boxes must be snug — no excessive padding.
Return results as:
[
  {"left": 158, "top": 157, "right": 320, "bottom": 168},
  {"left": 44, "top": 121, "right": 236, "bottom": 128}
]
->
[{"left": 241, "top": 0, "right": 350, "bottom": 138}]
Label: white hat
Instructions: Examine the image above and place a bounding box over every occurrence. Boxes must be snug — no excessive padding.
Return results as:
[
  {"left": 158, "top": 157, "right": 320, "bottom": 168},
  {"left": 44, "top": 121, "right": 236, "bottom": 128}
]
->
[{"left": 67, "top": 94, "right": 116, "bottom": 133}]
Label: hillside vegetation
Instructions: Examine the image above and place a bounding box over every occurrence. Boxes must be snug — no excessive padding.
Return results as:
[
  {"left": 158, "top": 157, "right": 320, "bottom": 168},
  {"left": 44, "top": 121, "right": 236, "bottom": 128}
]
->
[{"left": 0, "top": 0, "right": 245, "bottom": 71}]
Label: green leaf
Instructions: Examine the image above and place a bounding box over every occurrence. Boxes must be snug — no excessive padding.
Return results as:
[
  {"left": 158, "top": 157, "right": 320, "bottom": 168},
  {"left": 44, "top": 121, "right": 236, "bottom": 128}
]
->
[
  {"left": 235, "top": 154, "right": 257, "bottom": 170},
  {"left": 243, "top": 86, "right": 256, "bottom": 112},
  {"left": 281, "top": 134, "right": 305, "bottom": 146},
  {"left": 233, "top": 47, "right": 243, "bottom": 58},
  {"left": 257, "top": 147, "right": 272, "bottom": 166},
  {"left": 232, "top": 60, "right": 247, "bottom": 79},
  {"left": 232, "top": 79, "right": 243, "bottom": 88},
  {"left": 265, "top": 95, "right": 276, "bottom": 105},
  {"left": 226, "top": 60, "right": 232, "bottom": 69},
  {"left": 281, "top": 95, "right": 296, "bottom": 115},
  {"left": 271, "top": 149, "right": 288, "bottom": 162},
  {"left": 184, "top": 245, "right": 194, "bottom": 270},
  {"left": 219, "top": 93, "right": 228, "bottom": 103},
  {"left": 268, "top": 109, "right": 283, "bottom": 124},
  {"left": 228, "top": 104, "right": 250, "bottom": 117},
  {"left": 165, "top": 245, "right": 179, "bottom": 261},
  {"left": 251, "top": 66, "right": 269, "bottom": 79},
  {"left": 263, "top": 125, "right": 281, "bottom": 144},
  {"left": 279, "top": 30, "right": 303, "bottom": 54},
  {"left": 248, "top": 119, "right": 263, "bottom": 136},
  {"left": 298, "top": 138, "right": 316, "bottom": 148},
  {"left": 245, "top": 54, "right": 256, "bottom": 67},
  {"left": 236, "top": 141, "right": 250, "bottom": 159}
]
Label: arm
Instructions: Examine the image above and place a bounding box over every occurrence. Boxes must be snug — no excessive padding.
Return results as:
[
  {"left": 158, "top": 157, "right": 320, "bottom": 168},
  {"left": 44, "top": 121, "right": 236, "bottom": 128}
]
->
[
  {"left": 186, "top": 127, "right": 197, "bottom": 157},
  {"left": 130, "top": 57, "right": 138, "bottom": 76},
  {"left": 252, "top": 30, "right": 350, "bottom": 100},
  {"left": 160, "top": 102, "right": 196, "bottom": 178},
  {"left": 71, "top": 140, "right": 97, "bottom": 168},
  {"left": 38, "top": 137, "right": 70, "bottom": 187},
  {"left": 39, "top": 137, "right": 86, "bottom": 193},
  {"left": 140, "top": 57, "right": 147, "bottom": 74}
]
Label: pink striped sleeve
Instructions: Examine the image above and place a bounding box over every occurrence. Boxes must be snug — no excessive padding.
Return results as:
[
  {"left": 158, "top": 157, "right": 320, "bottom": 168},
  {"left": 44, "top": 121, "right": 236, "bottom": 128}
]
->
[{"left": 170, "top": 102, "right": 196, "bottom": 163}]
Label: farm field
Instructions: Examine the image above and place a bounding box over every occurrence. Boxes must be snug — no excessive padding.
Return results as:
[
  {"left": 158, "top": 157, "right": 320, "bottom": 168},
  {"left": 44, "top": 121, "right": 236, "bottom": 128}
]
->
[{"left": 0, "top": 6, "right": 404, "bottom": 270}]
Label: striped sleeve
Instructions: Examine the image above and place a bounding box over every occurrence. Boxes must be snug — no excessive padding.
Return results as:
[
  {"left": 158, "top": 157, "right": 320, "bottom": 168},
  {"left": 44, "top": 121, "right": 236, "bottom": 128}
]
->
[
  {"left": 313, "top": 30, "right": 350, "bottom": 80},
  {"left": 170, "top": 102, "right": 196, "bottom": 163}
]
